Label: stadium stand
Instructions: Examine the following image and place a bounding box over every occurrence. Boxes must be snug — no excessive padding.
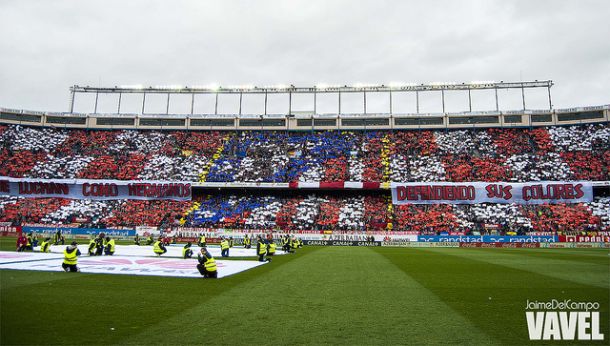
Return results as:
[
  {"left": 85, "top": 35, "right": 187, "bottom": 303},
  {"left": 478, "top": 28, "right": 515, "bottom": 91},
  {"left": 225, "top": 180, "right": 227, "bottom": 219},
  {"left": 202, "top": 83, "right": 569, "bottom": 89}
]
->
[
  {"left": 1, "top": 123, "right": 608, "bottom": 182},
  {"left": 1, "top": 194, "right": 609, "bottom": 233},
  {"left": 0, "top": 122, "right": 609, "bottom": 234}
]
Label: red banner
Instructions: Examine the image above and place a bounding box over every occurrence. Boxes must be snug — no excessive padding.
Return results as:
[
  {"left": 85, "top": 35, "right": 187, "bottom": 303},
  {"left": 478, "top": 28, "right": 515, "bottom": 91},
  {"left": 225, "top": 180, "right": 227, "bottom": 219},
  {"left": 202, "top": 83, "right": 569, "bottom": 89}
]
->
[
  {"left": 0, "top": 225, "right": 22, "bottom": 237},
  {"left": 558, "top": 235, "right": 610, "bottom": 243}
]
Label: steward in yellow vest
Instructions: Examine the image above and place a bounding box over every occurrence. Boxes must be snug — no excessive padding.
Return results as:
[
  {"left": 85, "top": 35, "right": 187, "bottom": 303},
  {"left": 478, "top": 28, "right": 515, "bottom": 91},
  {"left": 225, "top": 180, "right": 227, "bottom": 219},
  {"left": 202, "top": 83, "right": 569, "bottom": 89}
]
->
[
  {"left": 39, "top": 238, "right": 51, "bottom": 253},
  {"left": 198, "top": 235, "right": 206, "bottom": 247},
  {"left": 94, "top": 234, "right": 104, "bottom": 256},
  {"left": 282, "top": 235, "right": 291, "bottom": 253},
  {"left": 25, "top": 234, "right": 33, "bottom": 251},
  {"left": 183, "top": 242, "right": 194, "bottom": 259},
  {"left": 196, "top": 248, "right": 218, "bottom": 278},
  {"left": 54, "top": 231, "right": 64, "bottom": 245},
  {"left": 88, "top": 237, "right": 97, "bottom": 256},
  {"left": 257, "top": 236, "right": 270, "bottom": 262},
  {"left": 291, "top": 237, "right": 299, "bottom": 251},
  {"left": 153, "top": 238, "right": 167, "bottom": 256},
  {"left": 62, "top": 242, "right": 81, "bottom": 272},
  {"left": 104, "top": 237, "right": 116, "bottom": 255},
  {"left": 220, "top": 238, "right": 230, "bottom": 257},
  {"left": 243, "top": 234, "right": 251, "bottom": 249},
  {"left": 267, "top": 241, "right": 276, "bottom": 256}
]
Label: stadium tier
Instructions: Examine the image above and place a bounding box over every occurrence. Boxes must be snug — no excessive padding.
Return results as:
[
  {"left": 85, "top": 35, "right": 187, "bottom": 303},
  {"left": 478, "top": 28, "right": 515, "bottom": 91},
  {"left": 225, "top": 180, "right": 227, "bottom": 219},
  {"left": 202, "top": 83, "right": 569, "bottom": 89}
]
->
[
  {"left": 1, "top": 118, "right": 609, "bottom": 233},
  {"left": 1, "top": 123, "right": 608, "bottom": 182},
  {"left": 0, "top": 194, "right": 609, "bottom": 232}
]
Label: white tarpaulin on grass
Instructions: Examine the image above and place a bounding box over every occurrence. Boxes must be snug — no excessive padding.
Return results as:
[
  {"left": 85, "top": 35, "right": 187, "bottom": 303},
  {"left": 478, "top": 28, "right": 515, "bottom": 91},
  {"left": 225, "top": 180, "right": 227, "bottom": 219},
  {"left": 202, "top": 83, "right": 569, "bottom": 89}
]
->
[
  {"left": 42, "top": 244, "right": 287, "bottom": 258},
  {"left": 0, "top": 251, "right": 63, "bottom": 263},
  {"left": 0, "top": 255, "right": 266, "bottom": 278},
  {"left": 0, "top": 245, "right": 275, "bottom": 278}
]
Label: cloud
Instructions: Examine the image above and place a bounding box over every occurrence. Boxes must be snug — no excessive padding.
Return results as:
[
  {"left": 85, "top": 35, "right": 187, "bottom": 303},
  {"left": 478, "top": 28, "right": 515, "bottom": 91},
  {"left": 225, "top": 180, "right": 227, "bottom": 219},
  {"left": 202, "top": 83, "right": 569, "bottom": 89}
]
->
[{"left": 0, "top": 0, "right": 608, "bottom": 113}]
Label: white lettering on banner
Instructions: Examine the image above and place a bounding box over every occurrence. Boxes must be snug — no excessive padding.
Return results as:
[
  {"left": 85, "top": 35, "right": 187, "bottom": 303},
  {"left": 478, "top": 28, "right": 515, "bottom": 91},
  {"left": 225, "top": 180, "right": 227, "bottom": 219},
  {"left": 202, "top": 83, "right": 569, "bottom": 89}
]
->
[
  {"left": 0, "top": 177, "right": 191, "bottom": 201},
  {"left": 391, "top": 181, "right": 593, "bottom": 205}
]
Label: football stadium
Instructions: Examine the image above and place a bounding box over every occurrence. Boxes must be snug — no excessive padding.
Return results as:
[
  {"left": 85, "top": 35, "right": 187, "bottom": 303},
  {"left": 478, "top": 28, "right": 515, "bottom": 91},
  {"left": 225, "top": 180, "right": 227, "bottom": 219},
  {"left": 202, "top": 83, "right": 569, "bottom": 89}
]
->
[{"left": 1, "top": 1, "right": 609, "bottom": 345}]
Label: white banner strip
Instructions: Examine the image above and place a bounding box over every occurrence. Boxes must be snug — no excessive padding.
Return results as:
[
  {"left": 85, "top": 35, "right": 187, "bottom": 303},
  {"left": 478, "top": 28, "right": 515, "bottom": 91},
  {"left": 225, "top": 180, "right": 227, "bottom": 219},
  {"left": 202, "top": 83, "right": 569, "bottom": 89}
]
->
[
  {"left": 344, "top": 182, "right": 363, "bottom": 189},
  {"left": 299, "top": 182, "right": 320, "bottom": 188},
  {"left": 391, "top": 181, "right": 593, "bottom": 205},
  {"left": 0, "top": 177, "right": 191, "bottom": 201}
]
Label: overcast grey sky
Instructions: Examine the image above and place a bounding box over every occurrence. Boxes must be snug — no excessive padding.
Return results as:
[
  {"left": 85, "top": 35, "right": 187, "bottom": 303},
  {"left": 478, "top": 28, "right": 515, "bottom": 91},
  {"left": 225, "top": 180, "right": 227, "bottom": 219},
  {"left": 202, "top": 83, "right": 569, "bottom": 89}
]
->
[{"left": 0, "top": 0, "right": 608, "bottom": 115}]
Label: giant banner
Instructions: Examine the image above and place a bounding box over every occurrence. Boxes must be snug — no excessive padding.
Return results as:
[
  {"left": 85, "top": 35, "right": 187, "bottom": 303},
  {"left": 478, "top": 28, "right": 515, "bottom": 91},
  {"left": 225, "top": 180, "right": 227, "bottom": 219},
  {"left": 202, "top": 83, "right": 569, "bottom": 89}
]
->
[
  {"left": 0, "top": 177, "right": 191, "bottom": 201},
  {"left": 391, "top": 181, "right": 592, "bottom": 205}
]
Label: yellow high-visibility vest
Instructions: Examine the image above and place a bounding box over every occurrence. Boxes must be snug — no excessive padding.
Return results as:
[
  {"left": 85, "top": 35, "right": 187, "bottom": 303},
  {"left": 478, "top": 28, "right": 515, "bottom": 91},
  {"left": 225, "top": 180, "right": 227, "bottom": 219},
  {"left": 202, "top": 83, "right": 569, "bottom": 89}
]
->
[
  {"left": 63, "top": 249, "right": 78, "bottom": 265},
  {"left": 220, "top": 240, "right": 229, "bottom": 250},
  {"left": 204, "top": 257, "right": 217, "bottom": 272},
  {"left": 106, "top": 239, "right": 115, "bottom": 253},
  {"left": 258, "top": 242, "right": 267, "bottom": 255},
  {"left": 153, "top": 241, "right": 164, "bottom": 254}
]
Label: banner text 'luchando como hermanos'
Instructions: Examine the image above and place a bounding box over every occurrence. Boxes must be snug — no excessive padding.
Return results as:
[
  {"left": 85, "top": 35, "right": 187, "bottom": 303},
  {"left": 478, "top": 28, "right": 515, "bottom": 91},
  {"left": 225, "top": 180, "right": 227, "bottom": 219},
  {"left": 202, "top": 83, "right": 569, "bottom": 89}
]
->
[
  {"left": 391, "top": 181, "right": 593, "bottom": 205},
  {"left": 0, "top": 177, "right": 191, "bottom": 201}
]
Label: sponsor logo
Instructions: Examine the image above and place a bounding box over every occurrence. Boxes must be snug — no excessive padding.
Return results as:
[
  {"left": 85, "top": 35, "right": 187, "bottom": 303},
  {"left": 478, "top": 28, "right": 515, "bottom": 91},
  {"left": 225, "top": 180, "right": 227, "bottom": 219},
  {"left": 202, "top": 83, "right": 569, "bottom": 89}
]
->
[
  {"left": 420, "top": 235, "right": 556, "bottom": 243},
  {"left": 23, "top": 226, "right": 135, "bottom": 237},
  {"left": 458, "top": 242, "right": 541, "bottom": 248},
  {"left": 540, "top": 243, "right": 609, "bottom": 249},
  {"left": 525, "top": 299, "right": 605, "bottom": 341},
  {"left": 355, "top": 241, "right": 381, "bottom": 247},
  {"left": 306, "top": 241, "right": 330, "bottom": 246},
  {"left": 381, "top": 241, "right": 459, "bottom": 248},
  {"left": 0, "top": 225, "right": 21, "bottom": 237},
  {"left": 304, "top": 240, "right": 382, "bottom": 247}
]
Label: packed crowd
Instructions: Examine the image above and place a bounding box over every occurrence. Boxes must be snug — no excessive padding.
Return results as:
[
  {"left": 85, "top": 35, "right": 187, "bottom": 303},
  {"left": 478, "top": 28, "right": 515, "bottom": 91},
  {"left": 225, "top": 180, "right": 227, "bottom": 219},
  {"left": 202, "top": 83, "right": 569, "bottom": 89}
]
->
[
  {"left": 1, "top": 123, "right": 608, "bottom": 182},
  {"left": 0, "top": 125, "right": 224, "bottom": 181},
  {"left": 1, "top": 194, "right": 608, "bottom": 233},
  {"left": 0, "top": 197, "right": 186, "bottom": 229},
  {"left": 0, "top": 122, "right": 608, "bottom": 234}
]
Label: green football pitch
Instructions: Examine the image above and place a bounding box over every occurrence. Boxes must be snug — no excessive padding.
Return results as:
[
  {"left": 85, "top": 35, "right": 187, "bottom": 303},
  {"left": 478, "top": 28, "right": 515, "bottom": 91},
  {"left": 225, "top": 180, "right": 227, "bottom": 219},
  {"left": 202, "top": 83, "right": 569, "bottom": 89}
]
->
[{"left": 1, "top": 240, "right": 608, "bottom": 345}]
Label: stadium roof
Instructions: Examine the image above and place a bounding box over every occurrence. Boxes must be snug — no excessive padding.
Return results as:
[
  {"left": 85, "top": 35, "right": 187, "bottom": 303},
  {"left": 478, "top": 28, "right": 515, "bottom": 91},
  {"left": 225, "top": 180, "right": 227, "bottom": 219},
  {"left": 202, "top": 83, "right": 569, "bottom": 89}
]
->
[
  {"left": 71, "top": 80, "right": 553, "bottom": 94},
  {"left": 69, "top": 80, "right": 554, "bottom": 115}
]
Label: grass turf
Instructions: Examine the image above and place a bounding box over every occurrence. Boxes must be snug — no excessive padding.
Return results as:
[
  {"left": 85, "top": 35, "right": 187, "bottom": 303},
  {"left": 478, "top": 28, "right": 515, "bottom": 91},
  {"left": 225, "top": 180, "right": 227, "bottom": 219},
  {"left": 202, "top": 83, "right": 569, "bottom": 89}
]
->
[{"left": 0, "top": 240, "right": 608, "bottom": 345}]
